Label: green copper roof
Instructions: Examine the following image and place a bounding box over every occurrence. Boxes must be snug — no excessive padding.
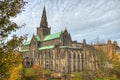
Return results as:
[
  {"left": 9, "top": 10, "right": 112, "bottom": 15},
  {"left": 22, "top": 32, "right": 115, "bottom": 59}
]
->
[
  {"left": 23, "top": 36, "right": 40, "bottom": 46},
  {"left": 20, "top": 49, "right": 29, "bottom": 53},
  {"left": 35, "top": 35, "right": 40, "bottom": 41},
  {"left": 23, "top": 40, "right": 31, "bottom": 46},
  {"left": 38, "top": 45, "right": 55, "bottom": 50},
  {"left": 60, "top": 46, "right": 73, "bottom": 48},
  {"left": 43, "top": 32, "right": 62, "bottom": 41},
  {"left": 60, "top": 46, "right": 78, "bottom": 49}
]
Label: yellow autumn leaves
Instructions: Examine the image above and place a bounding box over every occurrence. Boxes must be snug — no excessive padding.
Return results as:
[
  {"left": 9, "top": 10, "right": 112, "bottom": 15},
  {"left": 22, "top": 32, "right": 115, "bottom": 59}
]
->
[{"left": 9, "top": 63, "right": 24, "bottom": 80}]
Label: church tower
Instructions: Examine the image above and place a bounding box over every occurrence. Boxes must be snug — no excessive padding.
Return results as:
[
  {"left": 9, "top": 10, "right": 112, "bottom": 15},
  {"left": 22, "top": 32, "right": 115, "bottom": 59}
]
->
[{"left": 37, "top": 7, "right": 51, "bottom": 40}]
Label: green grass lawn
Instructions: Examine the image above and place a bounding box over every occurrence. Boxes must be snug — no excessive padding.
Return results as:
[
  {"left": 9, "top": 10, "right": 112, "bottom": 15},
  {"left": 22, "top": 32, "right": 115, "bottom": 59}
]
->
[
  {"left": 24, "top": 68, "right": 51, "bottom": 76},
  {"left": 24, "top": 68, "right": 52, "bottom": 80},
  {"left": 72, "top": 72, "right": 82, "bottom": 80},
  {"left": 24, "top": 68, "right": 84, "bottom": 80},
  {"left": 24, "top": 68, "right": 34, "bottom": 77},
  {"left": 43, "top": 69, "right": 51, "bottom": 75}
]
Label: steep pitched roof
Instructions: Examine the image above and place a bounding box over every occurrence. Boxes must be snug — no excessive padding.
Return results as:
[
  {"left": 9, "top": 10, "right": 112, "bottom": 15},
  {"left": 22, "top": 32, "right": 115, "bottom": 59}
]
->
[
  {"left": 43, "top": 32, "right": 62, "bottom": 41},
  {"left": 23, "top": 40, "right": 31, "bottom": 46},
  {"left": 38, "top": 45, "right": 55, "bottom": 50},
  {"left": 35, "top": 35, "right": 40, "bottom": 41}
]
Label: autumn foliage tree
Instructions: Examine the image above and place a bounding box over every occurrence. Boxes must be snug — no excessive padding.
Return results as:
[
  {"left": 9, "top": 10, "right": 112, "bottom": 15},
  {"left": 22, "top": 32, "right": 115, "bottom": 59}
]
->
[
  {"left": 111, "top": 54, "right": 120, "bottom": 78},
  {"left": 0, "top": 0, "right": 26, "bottom": 79},
  {"left": 33, "top": 63, "right": 43, "bottom": 79},
  {"left": 9, "top": 63, "right": 24, "bottom": 80}
]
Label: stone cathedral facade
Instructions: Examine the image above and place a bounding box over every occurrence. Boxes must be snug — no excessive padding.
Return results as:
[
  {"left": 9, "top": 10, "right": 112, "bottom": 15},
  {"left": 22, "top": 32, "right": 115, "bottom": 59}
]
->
[{"left": 20, "top": 7, "right": 110, "bottom": 73}]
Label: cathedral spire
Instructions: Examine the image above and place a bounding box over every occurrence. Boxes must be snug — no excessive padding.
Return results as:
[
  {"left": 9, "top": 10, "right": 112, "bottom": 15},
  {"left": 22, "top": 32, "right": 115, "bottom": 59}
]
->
[
  {"left": 37, "top": 6, "right": 50, "bottom": 40},
  {"left": 40, "top": 6, "right": 48, "bottom": 28}
]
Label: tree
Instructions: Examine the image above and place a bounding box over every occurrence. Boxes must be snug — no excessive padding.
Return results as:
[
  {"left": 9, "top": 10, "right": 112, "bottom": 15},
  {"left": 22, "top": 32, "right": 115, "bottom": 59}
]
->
[
  {"left": 0, "top": 0, "right": 25, "bottom": 39},
  {"left": 33, "top": 63, "right": 43, "bottom": 79},
  {"left": 111, "top": 54, "right": 120, "bottom": 78},
  {"left": 9, "top": 63, "right": 24, "bottom": 80},
  {"left": 0, "top": 0, "right": 26, "bottom": 79}
]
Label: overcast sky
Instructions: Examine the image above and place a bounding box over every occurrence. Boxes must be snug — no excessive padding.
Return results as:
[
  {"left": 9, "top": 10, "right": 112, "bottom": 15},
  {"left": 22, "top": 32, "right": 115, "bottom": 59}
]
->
[{"left": 12, "top": 0, "right": 120, "bottom": 45}]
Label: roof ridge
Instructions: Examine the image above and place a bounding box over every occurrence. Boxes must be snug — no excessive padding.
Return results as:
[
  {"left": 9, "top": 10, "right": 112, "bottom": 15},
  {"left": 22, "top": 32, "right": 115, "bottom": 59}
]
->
[
  {"left": 23, "top": 40, "right": 31, "bottom": 46},
  {"left": 46, "top": 31, "right": 62, "bottom": 36},
  {"left": 43, "top": 31, "right": 62, "bottom": 41}
]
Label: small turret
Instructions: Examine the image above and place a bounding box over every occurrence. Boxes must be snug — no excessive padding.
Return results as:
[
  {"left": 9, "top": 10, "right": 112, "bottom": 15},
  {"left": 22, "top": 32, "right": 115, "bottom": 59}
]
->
[
  {"left": 107, "top": 40, "right": 112, "bottom": 45},
  {"left": 64, "top": 27, "right": 68, "bottom": 33},
  {"left": 83, "top": 39, "right": 86, "bottom": 47},
  {"left": 113, "top": 41, "right": 118, "bottom": 49}
]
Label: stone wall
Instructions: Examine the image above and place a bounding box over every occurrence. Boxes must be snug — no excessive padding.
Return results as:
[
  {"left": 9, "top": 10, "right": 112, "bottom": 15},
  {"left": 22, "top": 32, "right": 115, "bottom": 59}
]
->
[{"left": 37, "top": 47, "right": 101, "bottom": 73}]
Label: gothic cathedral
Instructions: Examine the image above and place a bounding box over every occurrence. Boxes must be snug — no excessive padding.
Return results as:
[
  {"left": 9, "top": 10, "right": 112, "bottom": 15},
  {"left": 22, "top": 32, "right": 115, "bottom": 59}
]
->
[{"left": 20, "top": 7, "right": 118, "bottom": 73}]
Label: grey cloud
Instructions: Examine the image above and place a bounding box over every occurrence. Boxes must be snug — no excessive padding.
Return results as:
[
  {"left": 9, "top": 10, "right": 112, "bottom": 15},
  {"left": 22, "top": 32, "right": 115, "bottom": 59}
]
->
[{"left": 13, "top": 0, "right": 120, "bottom": 45}]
